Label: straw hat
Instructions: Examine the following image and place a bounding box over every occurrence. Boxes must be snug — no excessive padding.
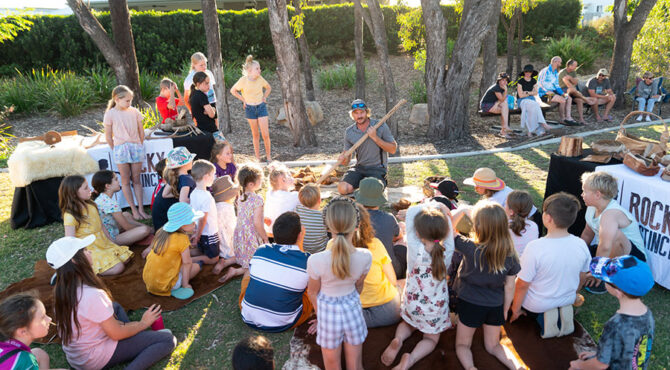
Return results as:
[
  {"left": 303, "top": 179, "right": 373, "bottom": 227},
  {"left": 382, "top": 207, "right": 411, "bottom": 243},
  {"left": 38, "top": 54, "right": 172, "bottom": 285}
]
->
[
  {"left": 211, "top": 175, "right": 240, "bottom": 203},
  {"left": 463, "top": 168, "right": 505, "bottom": 190}
]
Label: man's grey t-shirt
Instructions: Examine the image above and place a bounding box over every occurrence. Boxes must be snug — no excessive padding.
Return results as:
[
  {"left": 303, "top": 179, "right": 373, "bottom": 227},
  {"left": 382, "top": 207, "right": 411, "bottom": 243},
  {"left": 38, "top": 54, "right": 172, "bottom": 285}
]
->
[
  {"left": 344, "top": 119, "right": 395, "bottom": 168},
  {"left": 368, "top": 209, "right": 400, "bottom": 259},
  {"left": 587, "top": 77, "right": 612, "bottom": 96},
  {"left": 597, "top": 310, "right": 654, "bottom": 369}
]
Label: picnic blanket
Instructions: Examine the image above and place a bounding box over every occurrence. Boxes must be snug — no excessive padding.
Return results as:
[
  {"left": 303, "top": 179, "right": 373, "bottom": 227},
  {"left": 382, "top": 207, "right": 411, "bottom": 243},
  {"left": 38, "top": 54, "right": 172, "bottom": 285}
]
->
[
  {"left": 286, "top": 314, "right": 596, "bottom": 370},
  {"left": 0, "top": 245, "right": 232, "bottom": 343}
]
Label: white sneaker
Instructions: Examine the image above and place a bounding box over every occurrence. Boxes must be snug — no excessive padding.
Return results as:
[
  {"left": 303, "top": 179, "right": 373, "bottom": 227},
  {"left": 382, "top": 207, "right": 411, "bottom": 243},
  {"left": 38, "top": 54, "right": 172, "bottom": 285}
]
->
[
  {"left": 637, "top": 115, "right": 643, "bottom": 121},
  {"left": 646, "top": 115, "right": 652, "bottom": 122}
]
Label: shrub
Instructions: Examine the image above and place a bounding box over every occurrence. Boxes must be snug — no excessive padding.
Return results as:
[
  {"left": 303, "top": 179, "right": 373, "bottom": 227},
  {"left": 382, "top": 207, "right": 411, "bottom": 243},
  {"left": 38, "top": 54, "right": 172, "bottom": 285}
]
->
[
  {"left": 632, "top": 0, "right": 670, "bottom": 78},
  {"left": 140, "top": 107, "right": 160, "bottom": 129},
  {"left": 409, "top": 79, "right": 427, "bottom": 104},
  {"left": 47, "top": 70, "right": 94, "bottom": 117},
  {"left": 86, "top": 64, "right": 115, "bottom": 102},
  {"left": 545, "top": 35, "right": 596, "bottom": 71},
  {"left": 0, "top": 106, "right": 15, "bottom": 168},
  {"left": 317, "top": 63, "right": 356, "bottom": 90},
  {"left": 139, "top": 71, "right": 160, "bottom": 100}
]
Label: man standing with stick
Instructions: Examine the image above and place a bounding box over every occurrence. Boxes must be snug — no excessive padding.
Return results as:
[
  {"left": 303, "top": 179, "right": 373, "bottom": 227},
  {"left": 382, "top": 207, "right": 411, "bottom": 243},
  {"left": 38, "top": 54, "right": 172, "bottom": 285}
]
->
[{"left": 337, "top": 99, "right": 398, "bottom": 195}]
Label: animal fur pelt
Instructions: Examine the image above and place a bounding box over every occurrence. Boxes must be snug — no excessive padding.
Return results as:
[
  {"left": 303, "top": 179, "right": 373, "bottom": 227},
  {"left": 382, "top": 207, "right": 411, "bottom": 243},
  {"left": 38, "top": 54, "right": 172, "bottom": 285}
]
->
[{"left": 8, "top": 136, "right": 98, "bottom": 187}]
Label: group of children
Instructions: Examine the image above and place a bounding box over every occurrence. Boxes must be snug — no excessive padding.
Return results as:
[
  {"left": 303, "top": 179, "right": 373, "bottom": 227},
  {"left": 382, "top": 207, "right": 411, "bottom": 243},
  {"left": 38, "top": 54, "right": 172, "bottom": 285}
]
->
[{"left": 0, "top": 147, "right": 657, "bottom": 369}]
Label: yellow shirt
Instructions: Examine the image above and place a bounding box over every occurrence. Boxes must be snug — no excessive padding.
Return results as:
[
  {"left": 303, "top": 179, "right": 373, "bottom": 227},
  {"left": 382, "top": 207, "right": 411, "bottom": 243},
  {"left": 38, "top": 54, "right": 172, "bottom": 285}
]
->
[
  {"left": 359, "top": 238, "right": 398, "bottom": 308},
  {"left": 232, "top": 75, "right": 270, "bottom": 105},
  {"left": 143, "top": 232, "right": 189, "bottom": 296}
]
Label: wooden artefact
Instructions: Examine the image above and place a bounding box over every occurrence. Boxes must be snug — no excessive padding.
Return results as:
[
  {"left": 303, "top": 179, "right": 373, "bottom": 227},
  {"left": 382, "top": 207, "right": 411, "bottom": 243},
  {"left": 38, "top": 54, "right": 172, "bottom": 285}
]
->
[
  {"left": 617, "top": 111, "right": 668, "bottom": 157},
  {"left": 19, "top": 130, "right": 77, "bottom": 145},
  {"left": 623, "top": 152, "right": 660, "bottom": 176},
  {"left": 316, "top": 99, "right": 407, "bottom": 185},
  {"left": 558, "top": 136, "right": 583, "bottom": 157}
]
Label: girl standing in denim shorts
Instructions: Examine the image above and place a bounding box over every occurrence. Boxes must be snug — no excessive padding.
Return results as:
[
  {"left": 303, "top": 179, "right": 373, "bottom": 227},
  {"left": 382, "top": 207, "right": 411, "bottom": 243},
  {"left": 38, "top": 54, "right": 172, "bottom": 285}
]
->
[
  {"left": 103, "top": 85, "right": 148, "bottom": 220},
  {"left": 306, "top": 197, "right": 372, "bottom": 370},
  {"left": 230, "top": 55, "right": 272, "bottom": 162}
]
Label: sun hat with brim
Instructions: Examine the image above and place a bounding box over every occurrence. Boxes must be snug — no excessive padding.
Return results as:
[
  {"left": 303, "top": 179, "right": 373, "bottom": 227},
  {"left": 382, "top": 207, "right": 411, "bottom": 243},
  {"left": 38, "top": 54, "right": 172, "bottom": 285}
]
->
[
  {"left": 166, "top": 146, "right": 197, "bottom": 169},
  {"left": 518, "top": 64, "right": 538, "bottom": 78},
  {"left": 589, "top": 255, "right": 654, "bottom": 297},
  {"left": 46, "top": 235, "right": 96, "bottom": 269},
  {"left": 463, "top": 167, "right": 505, "bottom": 190},
  {"left": 163, "top": 202, "right": 204, "bottom": 232},
  {"left": 354, "top": 177, "right": 387, "bottom": 207},
  {"left": 211, "top": 175, "right": 240, "bottom": 203}
]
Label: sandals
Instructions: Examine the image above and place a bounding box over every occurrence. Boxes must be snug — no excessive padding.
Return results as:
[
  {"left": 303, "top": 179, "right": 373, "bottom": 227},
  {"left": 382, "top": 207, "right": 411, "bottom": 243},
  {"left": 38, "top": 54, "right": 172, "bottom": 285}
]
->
[{"left": 498, "top": 130, "right": 513, "bottom": 139}]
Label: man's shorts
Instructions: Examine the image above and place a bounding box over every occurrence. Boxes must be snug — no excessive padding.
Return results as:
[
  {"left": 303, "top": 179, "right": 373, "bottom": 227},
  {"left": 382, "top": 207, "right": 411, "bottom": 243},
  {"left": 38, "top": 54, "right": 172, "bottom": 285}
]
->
[
  {"left": 198, "top": 234, "right": 220, "bottom": 258},
  {"left": 342, "top": 166, "right": 388, "bottom": 189}
]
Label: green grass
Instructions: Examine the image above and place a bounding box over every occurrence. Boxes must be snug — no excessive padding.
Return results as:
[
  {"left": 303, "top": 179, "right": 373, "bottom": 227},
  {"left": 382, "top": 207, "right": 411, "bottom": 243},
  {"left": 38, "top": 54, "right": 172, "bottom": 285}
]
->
[
  {"left": 316, "top": 62, "right": 357, "bottom": 90},
  {"left": 1, "top": 124, "right": 669, "bottom": 368}
]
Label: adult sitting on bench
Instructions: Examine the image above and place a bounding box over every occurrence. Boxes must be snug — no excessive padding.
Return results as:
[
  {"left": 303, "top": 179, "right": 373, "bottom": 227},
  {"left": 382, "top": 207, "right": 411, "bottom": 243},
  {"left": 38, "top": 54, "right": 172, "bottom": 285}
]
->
[
  {"left": 538, "top": 56, "right": 578, "bottom": 126},
  {"left": 480, "top": 72, "right": 512, "bottom": 138},
  {"left": 559, "top": 59, "right": 597, "bottom": 125},
  {"left": 517, "top": 64, "right": 552, "bottom": 137},
  {"left": 586, "top": 69, "right": 616, "bottom": 122}
]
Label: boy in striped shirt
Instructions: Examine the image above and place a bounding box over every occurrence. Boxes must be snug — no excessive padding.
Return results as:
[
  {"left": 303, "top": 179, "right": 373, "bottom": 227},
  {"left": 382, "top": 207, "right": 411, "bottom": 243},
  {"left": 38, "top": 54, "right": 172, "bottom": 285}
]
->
[{"left": 295, "top": 184, "right": 329, "bottom": 254}]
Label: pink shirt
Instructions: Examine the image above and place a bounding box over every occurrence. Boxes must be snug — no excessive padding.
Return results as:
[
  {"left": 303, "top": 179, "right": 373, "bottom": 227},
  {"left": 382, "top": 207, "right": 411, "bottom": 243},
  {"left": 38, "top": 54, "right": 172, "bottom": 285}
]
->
[
  {"left": 103, "top": 107, "right": 143, "bottom": 146},
  {"left": 62, "top": 285, "right": 117, "bottom": 370}
]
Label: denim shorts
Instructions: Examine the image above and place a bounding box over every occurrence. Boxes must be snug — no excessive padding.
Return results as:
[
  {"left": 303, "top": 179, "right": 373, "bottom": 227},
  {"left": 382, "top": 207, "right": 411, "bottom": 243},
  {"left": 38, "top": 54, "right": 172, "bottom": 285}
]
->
[
  {"left": 245, "top": 102, "right": 268, "bottom": 119},
  {"left": 113, "top": 142, "right": 145, "bottom": 164}
]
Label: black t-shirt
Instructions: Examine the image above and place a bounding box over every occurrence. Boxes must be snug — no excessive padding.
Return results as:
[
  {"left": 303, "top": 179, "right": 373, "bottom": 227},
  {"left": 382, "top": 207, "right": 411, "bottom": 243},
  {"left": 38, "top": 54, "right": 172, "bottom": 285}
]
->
[
  {"left": 517, "top": 78, "right": 536, "bottom": 92},
  {"left": 189, "top": 89, "right": 217, "bottom": 133},
  {"left": 480, "top": 84, "right": 505, "bottom": 105}
]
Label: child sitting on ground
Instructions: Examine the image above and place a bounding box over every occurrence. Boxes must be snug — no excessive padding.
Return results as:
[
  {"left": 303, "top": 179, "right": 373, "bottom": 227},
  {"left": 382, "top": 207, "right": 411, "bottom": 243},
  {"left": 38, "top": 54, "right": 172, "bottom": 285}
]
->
[
  {"left": 152, "top": 147, "right": 197, "bottom": 231},
  {"left": 156, "top": 78, "right": 184, "bottom": 124},
  {"left": 264, "top": 161, "right": 299, "bottom": 236},
  {"left": 232, "top": 335, "right": 274, "bottom": 370},
  {"left": 295, "top": 184, "right": 328, "bottom": 254},
  {"left": 219, "top": 164, "right": 268, "bottom": 283},
  {"left": 510, "top": 192, "right": 591, "bottom": 338},
  {"left": 211, "top": 175, "right": 239, "bottom": 275},
  {"left": 143, "top": 202, "right": 203, "bottom": 300},
  {"left": 0, "top": 293, "right": 52, "bottom": 369},
  {"left": 210, "top": 140, "right": 237, "bottom": 179},
  {"left": 569, "top": 255, "right": 654, "bottom": 370},
  {"left": 506, "top": 190, "right": 539, "bottom": 256},
  {"left": 452, "top": 201, "right": 521, "bottom": 370},
  {"left": 188, "top": 160, "right": 220, "bottom": 267},
  {"left": 91, "top": 170, "right": 152, "bottom": 247},
  {"left": 430, "top": 178, "right": 459, "bottom": 210},
  {"left": 580, "top": 171, "right": 647, "bottom": 294},
  {"left": 59, "top": 175, "right": 133, "bottom": 276}
]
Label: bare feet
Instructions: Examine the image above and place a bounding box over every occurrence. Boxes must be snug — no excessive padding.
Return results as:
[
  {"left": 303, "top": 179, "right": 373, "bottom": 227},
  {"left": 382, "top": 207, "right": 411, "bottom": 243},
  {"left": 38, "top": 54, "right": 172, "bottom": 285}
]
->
[
  {"left": 392, "top": 353, "right": 411, "bottom": 370},
  {"left": 218, "top": 267, "right": 243, "bottom": 284},
  {"left": 381, "top": 338, "right": 402, "bottom": 366},
  {"left": 139, "top": 210, "right": 150, "bottom": 220},
  {"left": 132, "top": 210, "right": 142, "bottom": 221},
  {"left": 212, "top": 258, "right": 233, "bottom": 275}
]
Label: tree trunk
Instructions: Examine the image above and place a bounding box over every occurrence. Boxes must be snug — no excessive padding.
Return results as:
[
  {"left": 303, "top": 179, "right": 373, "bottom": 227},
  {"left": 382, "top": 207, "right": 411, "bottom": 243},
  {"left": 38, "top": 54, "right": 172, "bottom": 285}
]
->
[
  {"left": 421, "top": 0, "right": 447, "bottom": 136},
  {"left": 426, "top": 0, "right": 497, "bottom": 139},
  {"left": 66, "top": 0, "right": 130, "bottom": 100},
  {"left": 293, "top": 0, "right": 316, "bottom": 101},
  {"left": 516, "top": 14, "right": 523, "bottom": 76},
  {"left": 362, "top": 0, "right": 399, "bottom": 137},
  {"left": 201, "top": 0, "right": 232, "bottom": 133},
  {"left": 609, "top": 0, "right": 657, "bottom": 108},
  {"left": 108, "top": 0, "right": 142, "bottom": 105},
  {"left": 354, "top": 3, "right": 366, "bottom": 100},
  {"left": 505, "top": 9, "right": 518, "bottom": 77},
  {"left": 479, "top": 7, "right": 500, "bottom": 100},
  {"left": 267, "top": 0, "right": 317, "bottom": 147}
]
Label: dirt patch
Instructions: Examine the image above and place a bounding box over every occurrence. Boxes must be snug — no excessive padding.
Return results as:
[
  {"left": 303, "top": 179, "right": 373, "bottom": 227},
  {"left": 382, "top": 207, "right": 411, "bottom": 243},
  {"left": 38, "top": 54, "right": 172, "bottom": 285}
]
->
[{"left": 6, "top": 55, "right": 665, "bottom": 162}]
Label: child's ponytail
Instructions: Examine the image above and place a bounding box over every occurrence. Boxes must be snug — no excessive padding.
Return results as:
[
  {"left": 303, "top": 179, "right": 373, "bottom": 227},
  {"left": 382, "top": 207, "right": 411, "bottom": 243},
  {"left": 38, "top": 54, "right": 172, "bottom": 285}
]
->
[
  {"left": 414, "top": 207, "right": 449, "bottom": 281},
  {"left": 506, "top": 190, "right": 534, "bottom": 236},
  {"left": 237, "top": 164, "right": 264, "bottom": 202},
  {"left": 324, "top": 198, "right": 360, "bottom": 279},
  {"left": 106, "top": 85, "right": 133, "bottom": 112},
  {"left": 91, "top": 170, "right": 115, "bottom": 201},
  {"left": 242, "top": 55, "right": 260, "bottom": 76},
  {"left": 190, "top": 71, "right": 209, "bottom": 95}
]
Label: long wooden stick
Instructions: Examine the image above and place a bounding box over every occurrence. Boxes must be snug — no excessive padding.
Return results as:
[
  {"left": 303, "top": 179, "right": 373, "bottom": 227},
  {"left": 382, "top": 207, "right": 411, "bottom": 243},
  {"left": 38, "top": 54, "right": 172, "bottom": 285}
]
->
[{"left": 316, "top": 99, "right": 407, "bottom": 184}]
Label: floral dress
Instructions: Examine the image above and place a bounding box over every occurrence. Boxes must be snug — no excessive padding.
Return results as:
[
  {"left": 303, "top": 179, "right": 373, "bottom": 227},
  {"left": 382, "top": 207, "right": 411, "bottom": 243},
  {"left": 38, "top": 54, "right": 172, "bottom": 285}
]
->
[
  {"left": 64, "top": 203, "right": 133, "bottom": 274},
  {"left": 401, "top": 243, "right": 451, "bottom": 334},
  {"left": 232, "top": 192, "right": 264, "bottom": 269},
  {"left": 94, "top": 193, "right": 121, "bottom": 240}
]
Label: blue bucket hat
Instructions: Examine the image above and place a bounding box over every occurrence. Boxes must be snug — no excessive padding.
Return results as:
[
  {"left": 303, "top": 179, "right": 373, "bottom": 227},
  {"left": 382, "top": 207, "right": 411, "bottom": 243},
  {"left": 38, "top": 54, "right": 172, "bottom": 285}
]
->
[
  {"left": 589, "top": 255, "right": 655, "bottom": 297},
  {"left": 163, "top": 202, "right": 204, "bottom": 232}
]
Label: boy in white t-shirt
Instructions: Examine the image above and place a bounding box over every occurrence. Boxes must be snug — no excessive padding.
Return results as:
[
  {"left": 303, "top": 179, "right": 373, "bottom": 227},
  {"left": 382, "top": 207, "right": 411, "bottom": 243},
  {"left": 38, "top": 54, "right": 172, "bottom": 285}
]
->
[
  {"left": 510, "top": 192, "right": 591, "bottom": 338},
  {"left": 189, "top": 160, "right": 220, "bottom": 266}
]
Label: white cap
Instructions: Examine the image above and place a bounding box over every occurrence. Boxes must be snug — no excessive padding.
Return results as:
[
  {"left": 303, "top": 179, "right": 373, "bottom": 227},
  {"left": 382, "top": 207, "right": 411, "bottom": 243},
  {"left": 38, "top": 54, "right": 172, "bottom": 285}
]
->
[{"left": 46, "top": 235, "right": 96, "bottom": 269}]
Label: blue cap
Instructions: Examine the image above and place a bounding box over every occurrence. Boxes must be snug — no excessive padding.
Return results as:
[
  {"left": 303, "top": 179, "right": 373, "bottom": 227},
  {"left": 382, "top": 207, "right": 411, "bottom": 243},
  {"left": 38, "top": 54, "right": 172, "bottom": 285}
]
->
[
  {"left": 351, "top": 99, "right": 367, "bottom": 110},
  {"left": 589, "top": 256, "right": 654, "bottom": 297},
  {"left": 163, "top": 202, "right": 204, "bottom": 232}
]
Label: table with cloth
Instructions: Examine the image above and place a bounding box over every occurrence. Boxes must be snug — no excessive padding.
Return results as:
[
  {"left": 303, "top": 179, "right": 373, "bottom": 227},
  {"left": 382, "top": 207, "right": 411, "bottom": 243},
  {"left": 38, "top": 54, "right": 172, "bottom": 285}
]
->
[{"left": 10, "top": 133, "right": 214, "bottom": 229}]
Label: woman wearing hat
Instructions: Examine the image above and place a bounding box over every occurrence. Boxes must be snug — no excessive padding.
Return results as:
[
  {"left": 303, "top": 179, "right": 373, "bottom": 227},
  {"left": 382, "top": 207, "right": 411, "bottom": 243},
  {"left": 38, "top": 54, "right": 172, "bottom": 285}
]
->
[
  {"left": 517, "top": 64, "right": 552, "bottom": 137},
  {"left": 48, "top": 236, "right": 176, "bottom": 370},
  {"left": 480, "top": 73, "right": 512, "bottom": 138}
]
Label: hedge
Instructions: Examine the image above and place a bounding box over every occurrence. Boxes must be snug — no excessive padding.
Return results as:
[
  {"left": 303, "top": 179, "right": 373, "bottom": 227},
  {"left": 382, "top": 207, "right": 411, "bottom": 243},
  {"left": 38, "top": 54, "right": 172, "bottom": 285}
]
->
[{"left": 0, "top": 4, "right": 402, "bottom": 75}]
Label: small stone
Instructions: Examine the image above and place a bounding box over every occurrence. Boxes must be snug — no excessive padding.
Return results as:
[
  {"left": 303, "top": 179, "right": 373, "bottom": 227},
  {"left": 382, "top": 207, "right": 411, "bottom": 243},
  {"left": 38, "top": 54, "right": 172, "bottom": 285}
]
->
[{"left": 409, "top": 103, "right": 429, "bottom": 125}]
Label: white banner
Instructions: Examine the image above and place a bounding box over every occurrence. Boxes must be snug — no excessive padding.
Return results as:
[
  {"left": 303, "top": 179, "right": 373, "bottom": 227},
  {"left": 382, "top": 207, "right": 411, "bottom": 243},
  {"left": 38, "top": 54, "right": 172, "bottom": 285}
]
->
[
  {"left": 86, "top": 139, "right": 173, "bottom": 208},
  {"left": 597, "top": 164, "right": 670, "bottom": 289}
]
